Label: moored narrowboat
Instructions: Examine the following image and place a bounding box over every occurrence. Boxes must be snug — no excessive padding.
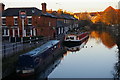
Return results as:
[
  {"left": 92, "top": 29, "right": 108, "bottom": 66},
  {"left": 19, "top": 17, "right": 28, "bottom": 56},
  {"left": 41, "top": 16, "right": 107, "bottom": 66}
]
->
[
  {"left": 63, "top": 32, "right": 89, "bottom": 47},
  {"left": 16, "top": 40, "right": 60, "bottom": 76}
]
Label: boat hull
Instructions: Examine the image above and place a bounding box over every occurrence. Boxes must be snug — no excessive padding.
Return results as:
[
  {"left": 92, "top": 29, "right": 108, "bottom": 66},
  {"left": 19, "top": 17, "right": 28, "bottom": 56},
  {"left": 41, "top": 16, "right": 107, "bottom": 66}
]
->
[
  {"left": 63, "top": 34, "right": 89, "bottom": 47},
  {"left": 63, "top": 41, "right": 81, "bottom": 47}
]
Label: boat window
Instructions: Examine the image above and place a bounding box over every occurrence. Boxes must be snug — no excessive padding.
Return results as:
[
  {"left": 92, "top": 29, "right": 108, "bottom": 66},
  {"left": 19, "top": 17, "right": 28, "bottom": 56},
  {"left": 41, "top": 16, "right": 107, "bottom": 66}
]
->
[
  {"left": 54, "top": 46, "right": 57, "bottom": 48},
  {"left": 70, "top": 37, "right": 74, "bottom": 40},
  {"left": 66, "top": 37, "right": 69, "bottom": 40}
]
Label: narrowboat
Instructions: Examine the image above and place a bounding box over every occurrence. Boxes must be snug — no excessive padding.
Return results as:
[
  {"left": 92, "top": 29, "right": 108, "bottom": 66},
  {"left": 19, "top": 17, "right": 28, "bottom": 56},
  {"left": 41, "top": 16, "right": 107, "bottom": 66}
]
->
[
  {"left": 16, "top": 40, "right": 60, "bottom": 76},
  {"left": 63, "top": 32, "right": 89, "bottom": 47}
]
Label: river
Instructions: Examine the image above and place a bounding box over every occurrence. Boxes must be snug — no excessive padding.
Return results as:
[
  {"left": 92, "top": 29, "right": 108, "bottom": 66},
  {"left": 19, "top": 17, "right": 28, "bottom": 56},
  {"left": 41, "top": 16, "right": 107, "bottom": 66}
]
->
[
  {"left": 2, "top": 30, "right": 120, "bottom": 80},
  {"left": 49, "top": 31, "right": 118, "bottom": 78}
]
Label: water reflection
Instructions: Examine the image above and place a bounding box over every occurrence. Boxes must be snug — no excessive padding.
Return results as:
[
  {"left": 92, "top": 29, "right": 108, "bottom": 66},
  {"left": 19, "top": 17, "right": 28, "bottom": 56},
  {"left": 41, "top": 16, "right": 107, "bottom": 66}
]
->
[
  {"left": 64, "top": 39, "right": 88, "bottom": 52},
  {"left": 90, "top": 31, "right": 116, "bottom": 48},
  {"left": 113, "top": 29, "right": 120, "bottom": 79},
  {"left": 48, "top": 30, "right": 117, "bottom": 78},
  {"left": 35, "top": 57, "right": 62, "bottom": 80},
  {"left": 90, "top": 30, "right": 120, "bottom": 79}
]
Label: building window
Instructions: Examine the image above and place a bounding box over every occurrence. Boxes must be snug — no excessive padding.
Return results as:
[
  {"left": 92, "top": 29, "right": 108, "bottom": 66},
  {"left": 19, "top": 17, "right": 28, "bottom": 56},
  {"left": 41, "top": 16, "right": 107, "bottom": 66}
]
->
[
  {"left": 66, "top": 20, "right": 67, "bottom": 23},
  {"left": 49, "top": 22, "right": 51, "bottom": 26},
  {"left": 26, "top": 29, "right": 31, "bottom": 36},
  {"left": 2, "top": 28, "right": 9, "bottom": 36},
  {"left": 58, "top": 27, "right": 60, "bottom": 34},
  {"left": 66, "top": 20, "right": 69, "bottom": 23},
  {"left": 28, "top": 18, "right": 32, "bottom": 25},
  {"left": 14, "top": 18, "right": 18, "bottom": 25},
  {"left": 64, "top": 20, "right": 66, "bottom": 23},
  {"left": 77, "top": 24, "right": 78, "bottom": 27},
  {"left": 2, "top": 18, "right": 6, "bottom": 25}
]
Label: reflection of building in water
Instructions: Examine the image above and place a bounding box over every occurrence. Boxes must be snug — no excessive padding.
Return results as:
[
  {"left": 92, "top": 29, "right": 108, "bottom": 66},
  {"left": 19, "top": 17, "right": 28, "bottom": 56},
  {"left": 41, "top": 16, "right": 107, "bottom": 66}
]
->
[
  {"left": 90, "top": 31, "right": 101, "bottom": 40},
  {"left": 100, "top": 32, "right": 116, "bottom": 48},
  {"left": 90, "top": 31, "right": 116, "bottom": 48},
  {"left": 90, "top": 29, "right": 120, "bottom": 79}
]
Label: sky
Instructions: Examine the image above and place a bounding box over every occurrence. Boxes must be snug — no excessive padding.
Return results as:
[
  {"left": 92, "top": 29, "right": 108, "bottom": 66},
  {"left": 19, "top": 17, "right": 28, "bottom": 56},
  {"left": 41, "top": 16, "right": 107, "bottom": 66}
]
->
[{"left": 0, "top": 0, "right": 120, "bottom": 13}]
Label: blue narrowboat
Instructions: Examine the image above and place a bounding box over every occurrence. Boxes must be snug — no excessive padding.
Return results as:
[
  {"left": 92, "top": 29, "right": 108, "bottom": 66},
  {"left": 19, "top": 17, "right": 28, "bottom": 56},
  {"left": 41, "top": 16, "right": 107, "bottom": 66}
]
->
[{"left": 16, "top": 40, "right": 60, "bottom": 76}]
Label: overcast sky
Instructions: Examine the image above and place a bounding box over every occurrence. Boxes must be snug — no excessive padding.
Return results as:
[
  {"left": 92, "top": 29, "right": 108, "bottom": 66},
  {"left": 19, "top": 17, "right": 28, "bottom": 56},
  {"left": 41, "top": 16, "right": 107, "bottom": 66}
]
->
[{"left": 0, "top": 0, "right": 120, "bottom": 12}]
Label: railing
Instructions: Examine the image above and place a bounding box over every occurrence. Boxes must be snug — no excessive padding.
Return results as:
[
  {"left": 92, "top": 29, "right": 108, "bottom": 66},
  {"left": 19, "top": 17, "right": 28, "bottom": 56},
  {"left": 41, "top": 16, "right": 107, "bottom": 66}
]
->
[{"left": 2, "top": 37, "right": 52, "bottom": 59}]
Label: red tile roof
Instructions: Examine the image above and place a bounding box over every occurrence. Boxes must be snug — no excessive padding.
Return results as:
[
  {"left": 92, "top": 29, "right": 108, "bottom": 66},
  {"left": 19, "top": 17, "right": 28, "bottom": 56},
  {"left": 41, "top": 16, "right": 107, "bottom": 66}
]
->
[{"left": 104, "top": 6, "right": 116, "bottom": 12}]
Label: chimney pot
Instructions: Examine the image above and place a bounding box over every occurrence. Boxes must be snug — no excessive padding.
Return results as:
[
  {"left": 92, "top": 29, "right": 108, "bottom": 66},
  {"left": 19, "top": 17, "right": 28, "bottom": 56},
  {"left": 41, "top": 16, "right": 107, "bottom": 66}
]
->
[
  {"left": 41, "top": 3, "right": 47, "bottom": 14},
  {"left": 0, "top": 3, "right": 5, "bottom": 12}
]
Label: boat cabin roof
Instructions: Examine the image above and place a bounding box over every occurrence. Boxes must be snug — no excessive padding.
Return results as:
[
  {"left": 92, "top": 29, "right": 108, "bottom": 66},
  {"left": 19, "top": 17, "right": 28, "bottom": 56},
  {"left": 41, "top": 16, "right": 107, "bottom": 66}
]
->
[{"left": 20, "top": 40, "right": 59, "bottom": 57}]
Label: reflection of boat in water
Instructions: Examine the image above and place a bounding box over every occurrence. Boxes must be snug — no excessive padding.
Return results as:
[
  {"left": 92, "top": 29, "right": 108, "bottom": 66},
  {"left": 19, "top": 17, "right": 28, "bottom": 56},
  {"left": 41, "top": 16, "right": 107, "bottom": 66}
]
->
[
  {"left": 63, "top": 32, "right": 89, "bottom": 47},
  {"left": 36, "top": 57, "right": 62, "bottom": 79},
  {"left": 64, "top": 37, "right": 88, "bottom": 52},
  {"left": 2, "top": 45, "right": 63, "bottom": 80},
  {"left": 16, "top": 40, "right": 61, "bottom": 76}
]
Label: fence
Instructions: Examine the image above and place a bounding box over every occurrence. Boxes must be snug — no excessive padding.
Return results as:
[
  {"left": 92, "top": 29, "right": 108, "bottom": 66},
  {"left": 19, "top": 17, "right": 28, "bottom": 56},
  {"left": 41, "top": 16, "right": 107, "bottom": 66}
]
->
[{"left": 2, "top": 37, "right": 52, "bottom": 59}]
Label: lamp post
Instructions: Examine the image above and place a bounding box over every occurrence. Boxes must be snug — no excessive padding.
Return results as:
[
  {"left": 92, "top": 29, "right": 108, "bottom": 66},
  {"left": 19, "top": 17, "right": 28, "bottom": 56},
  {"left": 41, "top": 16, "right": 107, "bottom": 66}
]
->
[
  {"left": 19, "top": 10, "right": 26, "bottom": 42},
  {"left": 22, "top": 19, "right": 25, "bottom": 37}
]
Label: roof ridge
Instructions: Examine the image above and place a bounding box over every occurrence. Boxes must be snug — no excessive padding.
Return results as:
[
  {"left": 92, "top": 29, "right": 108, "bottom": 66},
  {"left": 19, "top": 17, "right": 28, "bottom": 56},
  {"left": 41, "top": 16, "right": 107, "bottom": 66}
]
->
[
  {"left": 104, "top": 6, "right": 116, "bottom": 12},
  {"left": 6, "top": 7, "right": 37, "bottom": 9}
]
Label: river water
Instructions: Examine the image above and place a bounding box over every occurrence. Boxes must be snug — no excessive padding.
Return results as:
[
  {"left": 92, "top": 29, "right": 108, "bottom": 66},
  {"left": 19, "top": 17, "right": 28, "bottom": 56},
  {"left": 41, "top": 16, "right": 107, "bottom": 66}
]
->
[
  {"left": 3, "top": 30, "right": 120, "bottom": 80},
  {"left": 48, "top": 30, "right": 119, "bottom": 78}
]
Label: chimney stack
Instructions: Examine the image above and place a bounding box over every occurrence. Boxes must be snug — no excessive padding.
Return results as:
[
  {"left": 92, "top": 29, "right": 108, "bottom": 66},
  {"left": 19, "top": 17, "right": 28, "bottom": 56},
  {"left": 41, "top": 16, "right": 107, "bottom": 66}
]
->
[
  {"left": 41, "top": 3, "right": 47, "bottom": 14},
  {"left": 0, "top": 3, "right": 5, "bottom": 12}
]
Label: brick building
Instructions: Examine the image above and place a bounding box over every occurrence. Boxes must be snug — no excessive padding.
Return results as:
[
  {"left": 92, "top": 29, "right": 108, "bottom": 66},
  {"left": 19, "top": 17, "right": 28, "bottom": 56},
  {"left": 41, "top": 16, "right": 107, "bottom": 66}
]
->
[
  {"left": 1, "top": 3, "right": 57, "bottom": 42},
  {"left": 1, "top": 3, "right": 78, "bottom": 42},
  {"left": 50, "top": 11, "right": 78, "bottom": 36}
]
